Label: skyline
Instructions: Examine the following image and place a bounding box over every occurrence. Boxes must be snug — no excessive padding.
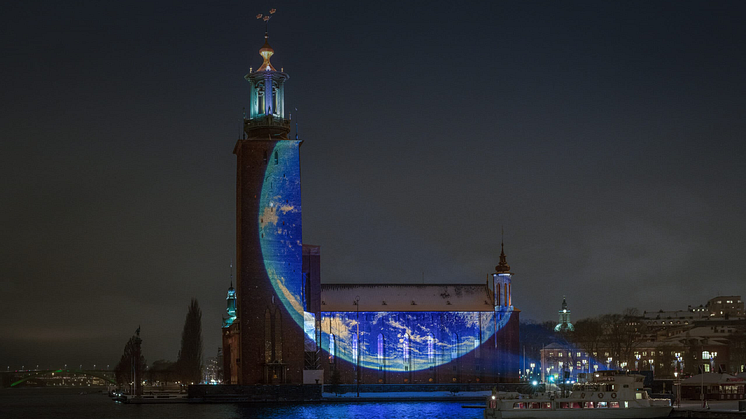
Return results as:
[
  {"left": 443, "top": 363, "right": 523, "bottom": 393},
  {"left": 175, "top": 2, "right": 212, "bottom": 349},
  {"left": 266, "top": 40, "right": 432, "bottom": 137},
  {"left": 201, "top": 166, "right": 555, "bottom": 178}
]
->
[{"left": 1, "top": 0, "right": 745, "bottom": 367}]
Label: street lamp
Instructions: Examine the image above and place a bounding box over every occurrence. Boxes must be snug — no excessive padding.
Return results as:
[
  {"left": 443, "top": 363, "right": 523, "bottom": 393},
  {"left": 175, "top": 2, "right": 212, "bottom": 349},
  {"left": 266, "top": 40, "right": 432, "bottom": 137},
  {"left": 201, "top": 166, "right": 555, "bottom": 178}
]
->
[{"left": 635, "top": 354, "right": 641, "bottom": 371}]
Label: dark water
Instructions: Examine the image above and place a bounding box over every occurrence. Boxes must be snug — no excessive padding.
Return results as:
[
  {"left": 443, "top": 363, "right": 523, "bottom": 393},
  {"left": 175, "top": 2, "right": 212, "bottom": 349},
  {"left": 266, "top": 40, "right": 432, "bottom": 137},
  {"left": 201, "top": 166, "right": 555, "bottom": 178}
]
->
[{"left": 0, "top": 388, "right": 484, "bottom": 419}]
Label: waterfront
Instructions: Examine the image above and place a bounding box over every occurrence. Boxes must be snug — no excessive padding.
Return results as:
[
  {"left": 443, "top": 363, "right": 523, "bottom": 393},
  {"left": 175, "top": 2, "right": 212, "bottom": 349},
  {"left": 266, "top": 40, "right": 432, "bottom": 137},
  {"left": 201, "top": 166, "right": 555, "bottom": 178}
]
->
[{"left": 0, "top": 388, "right": 482, "bottom": 419}]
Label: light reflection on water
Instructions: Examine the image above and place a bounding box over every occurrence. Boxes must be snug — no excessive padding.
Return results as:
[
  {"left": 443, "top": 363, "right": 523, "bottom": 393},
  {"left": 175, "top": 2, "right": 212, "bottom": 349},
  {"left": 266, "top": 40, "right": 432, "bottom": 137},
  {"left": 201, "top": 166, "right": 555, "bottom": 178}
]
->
[{"left": 0, "top": 388, "right": 483, "bottom": 419}]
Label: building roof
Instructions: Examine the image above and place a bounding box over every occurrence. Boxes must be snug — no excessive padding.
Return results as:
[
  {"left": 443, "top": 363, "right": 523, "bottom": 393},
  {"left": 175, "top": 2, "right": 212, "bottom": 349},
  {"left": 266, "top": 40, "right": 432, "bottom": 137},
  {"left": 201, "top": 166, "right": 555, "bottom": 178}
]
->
[
  {"left": 681, "top": 373, "right": 743, "bottom": 385},
  {"left": 320, "top": 283, "right": 495, "bottom": 312}
]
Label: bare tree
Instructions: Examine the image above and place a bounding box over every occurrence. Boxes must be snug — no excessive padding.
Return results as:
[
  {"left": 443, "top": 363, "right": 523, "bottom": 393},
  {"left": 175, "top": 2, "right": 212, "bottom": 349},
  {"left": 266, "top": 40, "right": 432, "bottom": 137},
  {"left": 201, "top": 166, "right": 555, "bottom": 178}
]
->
[{"left": 570, "top": 317, "right": 604, "bottom": 363}]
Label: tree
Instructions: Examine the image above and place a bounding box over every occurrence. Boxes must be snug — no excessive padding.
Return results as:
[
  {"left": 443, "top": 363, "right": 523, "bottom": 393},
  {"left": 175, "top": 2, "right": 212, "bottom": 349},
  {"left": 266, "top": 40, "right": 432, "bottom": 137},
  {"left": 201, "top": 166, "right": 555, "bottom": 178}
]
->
[
  {"left": 176, "top": 298, "right": 203, "bottom": 384},
  {"left": 519, "top": 320, "right": 557, "bottom": 362},
  {"left": 147, "top": 359, "right": 176, "bottom": 387},
  {"left": 571, "top": 317, "right": 604, "bottom": 362},
  {"left": 114, "top": 331, "right": 147, "bottom": 394},
  {"left": 599, "top": 309, "right": 643, "bottom": 369}
]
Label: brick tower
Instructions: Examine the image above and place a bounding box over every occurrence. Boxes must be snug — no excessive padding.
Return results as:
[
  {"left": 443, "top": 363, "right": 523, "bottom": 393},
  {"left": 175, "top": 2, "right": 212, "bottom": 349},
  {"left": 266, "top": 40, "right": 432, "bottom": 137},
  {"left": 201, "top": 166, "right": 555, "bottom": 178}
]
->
[{"left": 232, "top": 32, "right": 304, "bottom": 384}]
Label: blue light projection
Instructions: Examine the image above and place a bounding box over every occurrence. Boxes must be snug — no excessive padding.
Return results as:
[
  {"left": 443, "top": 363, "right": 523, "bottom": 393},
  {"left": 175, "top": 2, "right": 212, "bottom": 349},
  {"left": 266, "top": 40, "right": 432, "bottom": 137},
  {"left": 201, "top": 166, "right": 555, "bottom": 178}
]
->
[
  {"left": 318, "top": 310, "right": 512, "bottom": 372},
  {"left": 258, "top": 139, "right": 304, "bottom": 328},
  {"left": 255, "top": 133, "right": 514, "bottom": 374}
]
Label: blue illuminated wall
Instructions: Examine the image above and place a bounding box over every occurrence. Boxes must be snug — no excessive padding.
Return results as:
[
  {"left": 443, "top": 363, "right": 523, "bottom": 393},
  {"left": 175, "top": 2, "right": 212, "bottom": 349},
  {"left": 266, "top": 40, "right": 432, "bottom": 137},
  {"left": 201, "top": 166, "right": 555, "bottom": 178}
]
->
[
  {"left": 258, "top": 139, "right": 304, "bottom": 329},
  {"left": 315, "top": 308, "right": 518, "bottom": 384}
]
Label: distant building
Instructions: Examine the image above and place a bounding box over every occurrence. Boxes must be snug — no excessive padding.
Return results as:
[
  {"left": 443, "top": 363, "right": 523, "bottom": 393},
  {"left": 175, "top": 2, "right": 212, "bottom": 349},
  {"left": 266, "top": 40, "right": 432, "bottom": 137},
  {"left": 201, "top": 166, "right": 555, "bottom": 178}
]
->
[
  {"left": 203, "top": 351, "right": 222, "bottom": 384},
  {"left": 706, "top": 296, "right": 744, "bottom": 319},
  {"left": 554, "top": 297, "right": 574, "bottom": 332}
]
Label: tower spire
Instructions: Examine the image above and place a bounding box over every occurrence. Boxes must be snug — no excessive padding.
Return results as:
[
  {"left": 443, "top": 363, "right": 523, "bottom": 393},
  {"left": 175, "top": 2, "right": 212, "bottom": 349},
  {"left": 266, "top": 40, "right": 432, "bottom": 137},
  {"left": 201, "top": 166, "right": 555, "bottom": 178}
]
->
[{"left": 495, "top": 232, "right": 511, "bottom": 274}]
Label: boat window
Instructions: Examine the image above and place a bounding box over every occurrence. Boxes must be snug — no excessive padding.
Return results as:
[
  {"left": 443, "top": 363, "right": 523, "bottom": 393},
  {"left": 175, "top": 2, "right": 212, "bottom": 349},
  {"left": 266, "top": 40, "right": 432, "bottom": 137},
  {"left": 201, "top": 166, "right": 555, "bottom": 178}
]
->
[
  {"left": 542, "top": 402, "right": 552, "bottom": 409},
  {"left": 624, "top": 401, "right": 629, "bottom": 408},
  {"left": 598, "top": 402, "right": 608, "bottom": 408},
  {"left": 559, "top": 402, "right": 582, "bottom": 409},
  {"left": 513, "top": 403, "right": 526, "bottom": 409},
  {"left": 636, "top": 393, "right": 643, "bottom": 400},
  {"left": 583, "top": 402, "right": 595, "bottom": 408},
  {"left": 529, "top": 402, "right": 541, "bottom": 409},
  {"left": 610, "top": 402, "right": 620, "bottom": 408}
]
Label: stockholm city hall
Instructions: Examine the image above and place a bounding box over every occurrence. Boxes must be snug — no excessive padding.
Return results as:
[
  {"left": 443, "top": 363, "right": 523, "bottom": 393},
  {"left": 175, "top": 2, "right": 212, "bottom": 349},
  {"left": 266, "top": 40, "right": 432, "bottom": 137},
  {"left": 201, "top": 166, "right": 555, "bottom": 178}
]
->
[{"left": 221, "top": 31, "right": 520, "bottom": 386}]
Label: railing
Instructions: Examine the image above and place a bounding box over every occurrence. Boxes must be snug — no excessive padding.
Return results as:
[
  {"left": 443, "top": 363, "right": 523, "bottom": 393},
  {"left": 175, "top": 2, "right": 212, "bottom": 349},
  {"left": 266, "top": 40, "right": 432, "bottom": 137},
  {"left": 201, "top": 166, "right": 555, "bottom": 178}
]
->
[{"left": 245, "top": 115, "right": 291, "bottom": 130}]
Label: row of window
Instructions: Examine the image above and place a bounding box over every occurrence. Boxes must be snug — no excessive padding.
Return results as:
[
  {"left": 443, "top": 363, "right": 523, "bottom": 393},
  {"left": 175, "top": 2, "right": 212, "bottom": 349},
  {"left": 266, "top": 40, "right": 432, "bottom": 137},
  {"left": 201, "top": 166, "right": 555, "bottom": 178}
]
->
[
  {"left": 328, "top": 332, "right": 477, "bottom": 364},
  {"left": 512, "top": 401, "right": 626, "bottom": 409}
]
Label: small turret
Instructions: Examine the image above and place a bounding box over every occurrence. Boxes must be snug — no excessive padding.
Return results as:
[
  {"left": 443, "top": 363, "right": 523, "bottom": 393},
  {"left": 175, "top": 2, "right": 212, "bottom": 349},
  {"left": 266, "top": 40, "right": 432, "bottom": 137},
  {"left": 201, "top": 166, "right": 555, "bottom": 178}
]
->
[{"left": 223, "top": 265, "right": 237, "bottom": 328}]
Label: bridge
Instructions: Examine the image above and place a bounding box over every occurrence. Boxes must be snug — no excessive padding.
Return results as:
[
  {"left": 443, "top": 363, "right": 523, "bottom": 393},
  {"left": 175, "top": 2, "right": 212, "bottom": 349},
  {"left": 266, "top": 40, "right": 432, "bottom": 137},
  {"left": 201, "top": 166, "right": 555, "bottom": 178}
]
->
[{"left": 1, "top": 369, "right": 116, "bottom": 388}]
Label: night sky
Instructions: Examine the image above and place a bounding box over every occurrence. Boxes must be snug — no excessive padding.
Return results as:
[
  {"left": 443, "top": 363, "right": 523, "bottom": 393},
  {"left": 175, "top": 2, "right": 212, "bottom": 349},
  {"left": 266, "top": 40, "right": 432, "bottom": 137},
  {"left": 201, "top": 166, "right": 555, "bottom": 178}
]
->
[{"left": 2, "top": 0, "right": 745, "bottom": 369}]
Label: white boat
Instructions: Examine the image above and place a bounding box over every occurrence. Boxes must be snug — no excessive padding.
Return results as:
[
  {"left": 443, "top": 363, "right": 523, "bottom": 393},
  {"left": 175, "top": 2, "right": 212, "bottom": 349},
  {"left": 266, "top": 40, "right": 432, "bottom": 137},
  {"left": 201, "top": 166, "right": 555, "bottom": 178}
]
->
[{"left": 484, "top": 373, "right": 672, "bottom": 419}]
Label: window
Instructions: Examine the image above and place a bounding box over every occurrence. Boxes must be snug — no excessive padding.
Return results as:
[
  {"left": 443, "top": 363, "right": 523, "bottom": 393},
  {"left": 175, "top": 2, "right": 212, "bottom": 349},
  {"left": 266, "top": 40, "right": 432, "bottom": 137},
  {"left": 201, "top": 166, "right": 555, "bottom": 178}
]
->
[
  {"left": 274, "top": 308, "right": 282, "bottom": 361},
  {"left": 427, "top": 334, "right": 434, "bottom": 362},
  {"left": 264, "top": 309, "right": 272, "bottom": 363},
  {"left": 329, "top": 334, "right": 336, "bottom": 363},
  {"left": 352, "top": 333, "right": 358, "bottom": 364},
  {"left": 377, "top": 334, "right": 384, "bottom": 363},
  {"left": 702, "top": 351, "right": 711, "bottom": 360}
]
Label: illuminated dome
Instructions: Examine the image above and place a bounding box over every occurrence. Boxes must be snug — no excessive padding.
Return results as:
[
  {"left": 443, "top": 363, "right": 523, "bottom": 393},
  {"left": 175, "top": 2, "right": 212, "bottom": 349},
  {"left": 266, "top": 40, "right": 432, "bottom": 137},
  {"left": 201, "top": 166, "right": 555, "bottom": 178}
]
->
[{"left": 257, "top": 33, "right": 276, "bottom": 72}]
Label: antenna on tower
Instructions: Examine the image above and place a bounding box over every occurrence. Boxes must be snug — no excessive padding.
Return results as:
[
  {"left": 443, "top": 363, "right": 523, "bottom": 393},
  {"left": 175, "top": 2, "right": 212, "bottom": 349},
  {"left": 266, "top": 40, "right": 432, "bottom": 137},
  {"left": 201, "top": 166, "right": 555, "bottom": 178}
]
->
[
  {"left": 242, "top": 107, "right": 246, "bottom": 139},
  {"left": 230, "top": 259, "right": 234, "bottom": 287},
  {"left": 294, "top": 107, "right": 299, "bottom": 140}
]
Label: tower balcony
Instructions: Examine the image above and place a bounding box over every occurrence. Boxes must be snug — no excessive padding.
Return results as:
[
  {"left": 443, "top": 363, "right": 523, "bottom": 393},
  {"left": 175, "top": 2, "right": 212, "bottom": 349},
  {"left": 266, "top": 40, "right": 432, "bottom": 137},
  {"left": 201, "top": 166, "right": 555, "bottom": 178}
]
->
[{"left": 244, "top": 115, "right": 291, "bottom": 139}]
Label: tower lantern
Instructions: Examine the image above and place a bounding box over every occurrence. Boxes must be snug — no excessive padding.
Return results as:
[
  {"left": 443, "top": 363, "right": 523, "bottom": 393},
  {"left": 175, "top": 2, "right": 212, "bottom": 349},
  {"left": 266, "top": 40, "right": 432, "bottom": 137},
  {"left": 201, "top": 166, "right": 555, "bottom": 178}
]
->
[{"left": 245, "top": 32, "right": 290, "bottom": 138}]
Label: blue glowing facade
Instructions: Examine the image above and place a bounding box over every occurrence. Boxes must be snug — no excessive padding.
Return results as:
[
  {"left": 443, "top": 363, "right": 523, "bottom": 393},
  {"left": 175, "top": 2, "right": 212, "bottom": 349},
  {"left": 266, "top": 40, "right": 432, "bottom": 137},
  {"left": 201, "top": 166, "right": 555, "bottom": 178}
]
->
[{"left": 223, "top": 33, "right": 520, "bottom": 386}]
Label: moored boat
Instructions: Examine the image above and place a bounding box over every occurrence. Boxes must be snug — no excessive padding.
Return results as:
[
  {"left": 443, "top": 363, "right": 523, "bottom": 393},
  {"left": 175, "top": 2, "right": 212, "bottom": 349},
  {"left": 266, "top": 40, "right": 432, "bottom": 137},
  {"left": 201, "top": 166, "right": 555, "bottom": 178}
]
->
[{"left": 484, "top": 372, "right": 672, "bottom": 419}]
